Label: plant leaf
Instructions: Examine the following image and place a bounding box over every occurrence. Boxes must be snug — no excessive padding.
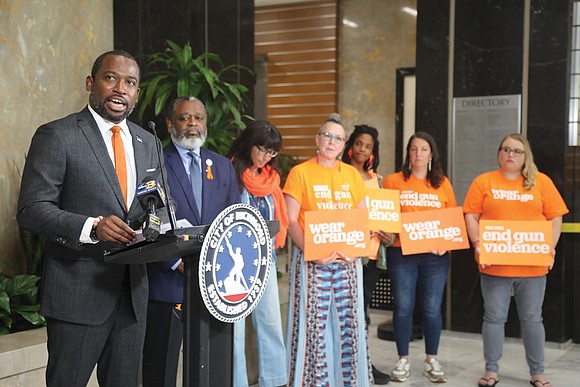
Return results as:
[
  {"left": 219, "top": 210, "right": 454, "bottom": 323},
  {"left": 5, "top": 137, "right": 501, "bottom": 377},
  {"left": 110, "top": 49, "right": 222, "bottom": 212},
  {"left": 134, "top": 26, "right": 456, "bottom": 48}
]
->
[
  {"left": 5, "top": 275, "right": 40, "bottom": 296},
  {"left": 177, "top": 79, "right": 189, "bottom": 97},
  {"left": 16, "top": 310, "right": 45, "bottom": 325},
  {"left": 0, "top": 290, "right": 10, "bottom": 313}
]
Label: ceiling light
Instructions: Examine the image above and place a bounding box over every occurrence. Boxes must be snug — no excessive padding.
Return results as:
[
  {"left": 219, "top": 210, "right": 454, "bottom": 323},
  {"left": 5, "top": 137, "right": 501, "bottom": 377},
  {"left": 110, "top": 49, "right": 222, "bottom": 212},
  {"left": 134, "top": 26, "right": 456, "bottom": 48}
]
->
[
  {"left": 342, "top": 18, "right": 359, "bottom": 28},
  {"left": 402, "top": 7, "right": 417, "bottom": 17}
]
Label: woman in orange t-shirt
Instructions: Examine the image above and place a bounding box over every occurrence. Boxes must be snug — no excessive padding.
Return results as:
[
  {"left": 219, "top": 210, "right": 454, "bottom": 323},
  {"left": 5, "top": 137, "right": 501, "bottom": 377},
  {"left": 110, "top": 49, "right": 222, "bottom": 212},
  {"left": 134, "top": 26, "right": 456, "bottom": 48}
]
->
[
  {"left": 463, "top": 134, "right": 568, "bottom": 387},
  {"left": 382, "top": 132, "right": 456, "bottom": 383},
  {"left": 283, "top": 114, "right": 372, "bottom": 386},
  {"left": 342, "top": 124, "right": 393, "bottom": 385}
]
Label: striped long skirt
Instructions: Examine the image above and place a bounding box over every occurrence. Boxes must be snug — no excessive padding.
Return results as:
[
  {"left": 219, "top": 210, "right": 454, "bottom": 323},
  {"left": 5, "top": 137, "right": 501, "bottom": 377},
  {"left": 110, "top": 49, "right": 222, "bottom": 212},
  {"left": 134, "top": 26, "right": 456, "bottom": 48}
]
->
[{"left": 286, "top": 247, "right": 372, "bottom": 387}]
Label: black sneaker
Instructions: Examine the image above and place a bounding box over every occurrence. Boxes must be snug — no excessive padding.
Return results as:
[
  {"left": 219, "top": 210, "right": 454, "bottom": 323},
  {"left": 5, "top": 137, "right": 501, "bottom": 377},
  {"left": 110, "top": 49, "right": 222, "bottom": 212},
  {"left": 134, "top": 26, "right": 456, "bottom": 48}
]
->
[{"left": 372, "top": 364, "right": 390, "bottom": 385}]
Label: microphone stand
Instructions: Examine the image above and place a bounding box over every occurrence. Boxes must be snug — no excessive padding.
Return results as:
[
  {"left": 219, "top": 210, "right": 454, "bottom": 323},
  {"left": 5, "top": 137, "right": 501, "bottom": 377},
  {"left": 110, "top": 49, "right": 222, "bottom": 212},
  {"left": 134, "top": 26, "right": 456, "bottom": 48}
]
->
[{"left": 147, "top": 121, "right": 178, "bottom": 232}]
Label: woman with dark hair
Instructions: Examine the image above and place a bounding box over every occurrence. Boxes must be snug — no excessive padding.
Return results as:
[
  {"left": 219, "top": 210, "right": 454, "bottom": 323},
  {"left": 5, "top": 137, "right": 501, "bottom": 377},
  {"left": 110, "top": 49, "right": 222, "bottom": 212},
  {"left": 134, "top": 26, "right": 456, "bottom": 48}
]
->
[
  {"left": 464, "top": 134, "right": 567, "bottom": 387},
  {"left": 228, "top": 120, "right": 288, "bottom": 387},
  {"left": 342, "top": 124, "right": 392, "bottom": 385},
  {"left": 382, "top": 131, "right": 457, "bottom": 383},
  {"left": 342, "top": 124, "right": 381, "bottom": 174}
]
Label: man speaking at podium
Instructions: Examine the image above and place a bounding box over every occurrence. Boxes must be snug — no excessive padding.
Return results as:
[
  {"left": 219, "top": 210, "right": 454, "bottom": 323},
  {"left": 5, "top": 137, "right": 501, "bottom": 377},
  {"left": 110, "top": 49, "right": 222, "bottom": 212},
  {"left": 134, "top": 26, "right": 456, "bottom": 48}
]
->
[
  {"left": 17, "top": 50, "right": 164, "bottom": 386},
  {"left": 142, "top": 96, "right": 240, "bottom": 387}
]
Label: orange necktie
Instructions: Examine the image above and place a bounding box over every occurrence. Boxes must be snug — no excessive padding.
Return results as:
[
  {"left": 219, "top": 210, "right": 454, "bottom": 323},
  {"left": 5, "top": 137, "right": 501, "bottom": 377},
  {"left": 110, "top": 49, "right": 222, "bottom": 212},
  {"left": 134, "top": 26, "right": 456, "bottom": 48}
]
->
[{"left": 111, "top": 126, "right": 128, "bottom": 208}]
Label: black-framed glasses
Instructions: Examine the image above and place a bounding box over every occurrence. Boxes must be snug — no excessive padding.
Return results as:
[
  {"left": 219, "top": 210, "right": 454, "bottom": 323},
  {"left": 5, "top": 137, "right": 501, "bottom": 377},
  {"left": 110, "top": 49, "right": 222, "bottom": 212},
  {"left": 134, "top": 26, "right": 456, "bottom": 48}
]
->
[
  {"left": 255, "top": 145, "right": 279, "bottom": 158},
  {"left": 319, "top": 131, "right": 345, "bottom": 143},
  {"left": 499, "top": 147, "right": 525, "bottom": 157}
]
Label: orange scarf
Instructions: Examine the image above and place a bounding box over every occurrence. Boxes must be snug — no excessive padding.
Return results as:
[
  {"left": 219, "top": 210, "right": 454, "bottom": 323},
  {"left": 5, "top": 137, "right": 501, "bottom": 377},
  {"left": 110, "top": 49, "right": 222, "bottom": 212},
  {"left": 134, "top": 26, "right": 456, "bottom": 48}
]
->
[{"left": 242, "top": 166, "right": 289, "bottom": 248}]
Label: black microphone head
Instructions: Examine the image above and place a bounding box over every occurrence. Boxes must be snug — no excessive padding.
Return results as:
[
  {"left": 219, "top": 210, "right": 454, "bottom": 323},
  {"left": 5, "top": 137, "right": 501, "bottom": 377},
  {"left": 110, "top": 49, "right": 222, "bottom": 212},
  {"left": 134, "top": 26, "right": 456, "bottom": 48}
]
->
[
  {"left": 146, "top": 119, "right": 177, "bottom": 232},
  {"left": 136, "top": 177, "right": 166, "bottom": 208}
]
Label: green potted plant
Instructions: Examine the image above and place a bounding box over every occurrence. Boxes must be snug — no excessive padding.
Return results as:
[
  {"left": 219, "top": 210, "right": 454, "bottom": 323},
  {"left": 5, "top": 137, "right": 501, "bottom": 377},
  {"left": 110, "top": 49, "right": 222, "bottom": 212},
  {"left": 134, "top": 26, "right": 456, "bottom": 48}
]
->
[
  {"left": 0, "top": 262, "right": 45, "bottom": 335},
  {"left": 138, "top": 40, "right": 253, "bottom": 154}
]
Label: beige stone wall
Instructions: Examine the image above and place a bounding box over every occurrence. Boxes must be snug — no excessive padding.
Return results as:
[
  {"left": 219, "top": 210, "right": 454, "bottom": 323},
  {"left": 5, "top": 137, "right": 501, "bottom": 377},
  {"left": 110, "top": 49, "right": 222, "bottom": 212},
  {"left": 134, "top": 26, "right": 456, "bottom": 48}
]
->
[
  {"left": 338, "top": 0, "right": 417, "bottom": 177},
  {"left": 0, "top": 1, "right": 113, "bottom": 274}
]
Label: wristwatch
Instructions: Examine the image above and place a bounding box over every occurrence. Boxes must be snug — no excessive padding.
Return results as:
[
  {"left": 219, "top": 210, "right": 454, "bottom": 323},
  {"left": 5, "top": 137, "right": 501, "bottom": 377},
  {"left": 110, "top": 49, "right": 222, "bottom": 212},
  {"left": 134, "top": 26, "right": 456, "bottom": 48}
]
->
[{"left": 90, "top": 216, "right": 104, "bottom": 242}]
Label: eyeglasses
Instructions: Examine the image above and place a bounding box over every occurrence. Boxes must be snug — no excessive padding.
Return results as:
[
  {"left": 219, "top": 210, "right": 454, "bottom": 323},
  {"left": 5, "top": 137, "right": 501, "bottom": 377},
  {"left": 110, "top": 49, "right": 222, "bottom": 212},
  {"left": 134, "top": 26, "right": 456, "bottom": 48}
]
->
[
  {"left": 500, "top": 147, "right": 525, "bottom": 157},
  {"left": 255, "top": 145, "right": 278, "bottom": 158},
  {"left": 319, "top": 131, "right": 345, "bottom": 143}
]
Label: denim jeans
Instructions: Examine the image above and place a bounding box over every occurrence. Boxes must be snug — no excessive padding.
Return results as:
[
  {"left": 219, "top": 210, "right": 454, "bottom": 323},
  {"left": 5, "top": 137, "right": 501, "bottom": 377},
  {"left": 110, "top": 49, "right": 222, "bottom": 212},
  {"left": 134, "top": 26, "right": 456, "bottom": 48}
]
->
[
  {"left": 480, "top": 274, "right": 546, "bottom": 376},
  {"left": 387, "top": 247, "right": 450, "bottom": 356},
  {"left": 234, "top": 265, "right": 287, "bottom": 387}
]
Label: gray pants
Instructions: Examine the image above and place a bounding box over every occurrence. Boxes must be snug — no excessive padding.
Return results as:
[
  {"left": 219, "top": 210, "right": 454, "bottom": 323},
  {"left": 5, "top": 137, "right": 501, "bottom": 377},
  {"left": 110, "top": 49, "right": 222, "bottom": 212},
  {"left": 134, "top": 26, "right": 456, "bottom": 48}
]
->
[{"left": 480, "top": 274, "right": 546, "bottom": 377}]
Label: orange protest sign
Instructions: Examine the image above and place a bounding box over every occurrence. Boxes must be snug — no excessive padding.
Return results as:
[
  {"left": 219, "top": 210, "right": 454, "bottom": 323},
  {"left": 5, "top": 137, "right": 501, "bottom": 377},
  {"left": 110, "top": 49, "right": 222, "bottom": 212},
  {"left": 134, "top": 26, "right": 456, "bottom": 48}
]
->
[
  {"left": 365, "top": 188, "right": 401, "bottom": 233},
  {"left": 399, "top": 207, "right": 469, "bottom": 255},
  {"left": 304, "top": 208, "right": 371, "bottom": 261},
  {"left": 478, "top": 220, "right": 553, "bottom": 266}
]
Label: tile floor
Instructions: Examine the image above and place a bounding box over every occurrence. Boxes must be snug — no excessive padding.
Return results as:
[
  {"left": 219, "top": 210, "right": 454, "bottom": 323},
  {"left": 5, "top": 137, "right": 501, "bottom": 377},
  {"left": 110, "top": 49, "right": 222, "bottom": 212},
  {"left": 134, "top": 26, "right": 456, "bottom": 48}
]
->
[{"left": 367, "top": 310, "right": 580, "bottom": 387}]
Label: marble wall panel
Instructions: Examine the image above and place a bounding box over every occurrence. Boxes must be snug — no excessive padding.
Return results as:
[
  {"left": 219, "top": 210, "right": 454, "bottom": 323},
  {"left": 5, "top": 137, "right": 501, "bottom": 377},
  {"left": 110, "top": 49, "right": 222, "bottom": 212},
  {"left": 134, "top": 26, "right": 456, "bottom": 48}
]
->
[
  {"left": 415, "top": 0, "right": 450, "bottom": 169},
  {"left": 417, "top": 0, "right": 575, "bottom": 342},
  {"left": 527, "top": 0, "right": 573, "bottom": 344},
  {"left": 448, "top": 0, "right": 526, "bottom": 337},
  {"left": 339, "top": 0, "right": 417, "bottom": 176},
  {"left": 0, "top": 0, "right": 113, "bottom": 273}
]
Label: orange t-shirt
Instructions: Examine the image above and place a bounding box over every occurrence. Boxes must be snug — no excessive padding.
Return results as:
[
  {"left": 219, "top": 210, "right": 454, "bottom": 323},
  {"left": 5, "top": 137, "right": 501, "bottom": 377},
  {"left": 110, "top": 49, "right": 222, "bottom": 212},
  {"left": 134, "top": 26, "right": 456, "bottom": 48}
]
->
[
  {"left": 463, "top": 169, "right": 569, "bottom": 277},
  {"left": 364, "top": 172, "right": 380, "bottom": 190},
  {"left": 282, "top": 158, "right": 366, "bottom": 231},
  {"left": 382, "top": 171, "right": 457, "bottom": 247}
]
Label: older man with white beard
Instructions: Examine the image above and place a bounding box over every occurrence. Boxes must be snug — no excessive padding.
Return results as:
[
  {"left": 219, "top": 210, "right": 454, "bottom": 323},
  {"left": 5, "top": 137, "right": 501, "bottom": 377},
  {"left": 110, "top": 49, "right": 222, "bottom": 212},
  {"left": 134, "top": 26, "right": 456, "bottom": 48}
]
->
[{"left": 142, "top": 96, "right": 240, "bottom": 387}]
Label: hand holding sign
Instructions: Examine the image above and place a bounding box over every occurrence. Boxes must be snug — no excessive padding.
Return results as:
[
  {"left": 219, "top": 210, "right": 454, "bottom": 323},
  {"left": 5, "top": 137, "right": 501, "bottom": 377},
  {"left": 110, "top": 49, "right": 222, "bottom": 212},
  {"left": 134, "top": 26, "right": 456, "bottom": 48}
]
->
[
  {"left": 373, "top": 230, "right": 395, "bottom": 245},
  {"left": 311, "top": 251, "right": 339, "bottom": 266},
  {"left": 334, "top": 251, "right": 355, "bottom": 265},
  {"left": 311, "top": 250, "right": 357, "bottom": 266}
]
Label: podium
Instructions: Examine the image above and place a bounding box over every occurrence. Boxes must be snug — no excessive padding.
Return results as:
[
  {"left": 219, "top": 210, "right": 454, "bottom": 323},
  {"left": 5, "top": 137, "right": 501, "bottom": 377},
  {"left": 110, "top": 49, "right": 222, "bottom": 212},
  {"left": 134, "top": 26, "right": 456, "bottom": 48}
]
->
[{"left": 104, "top": 221, "right": 279, "bottom": 387}]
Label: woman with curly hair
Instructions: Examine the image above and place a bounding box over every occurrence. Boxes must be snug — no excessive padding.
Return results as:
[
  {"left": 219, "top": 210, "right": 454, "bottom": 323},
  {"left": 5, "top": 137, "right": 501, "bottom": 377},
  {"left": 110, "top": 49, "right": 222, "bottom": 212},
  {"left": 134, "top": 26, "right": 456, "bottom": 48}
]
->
[{"left": 342, "top": 124, "right": 392, "bottom": 384}]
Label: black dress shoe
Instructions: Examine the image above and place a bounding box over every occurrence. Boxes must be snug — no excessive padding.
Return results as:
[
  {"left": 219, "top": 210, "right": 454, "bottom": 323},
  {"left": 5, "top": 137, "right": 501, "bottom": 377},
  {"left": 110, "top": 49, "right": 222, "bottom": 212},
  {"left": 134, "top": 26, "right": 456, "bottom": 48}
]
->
[{"left": 372, "top": 364, "right": 390, "bottom": 385}]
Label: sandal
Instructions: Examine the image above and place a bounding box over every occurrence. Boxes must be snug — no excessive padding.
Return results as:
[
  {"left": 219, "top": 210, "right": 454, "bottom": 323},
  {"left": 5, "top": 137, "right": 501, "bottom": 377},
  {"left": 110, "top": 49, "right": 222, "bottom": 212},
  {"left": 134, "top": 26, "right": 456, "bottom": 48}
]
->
[
  {"left": 478, "top": 377, "right": 499, "bottom": 387},
  {"left": 530, "top": 380, "right": 553, "bottom": 387}
]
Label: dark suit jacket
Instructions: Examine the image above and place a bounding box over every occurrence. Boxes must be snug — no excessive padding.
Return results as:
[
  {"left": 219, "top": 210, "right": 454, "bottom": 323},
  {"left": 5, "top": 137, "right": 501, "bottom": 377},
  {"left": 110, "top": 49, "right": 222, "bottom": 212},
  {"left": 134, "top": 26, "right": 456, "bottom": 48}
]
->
[
  {"left": 17, "top": 107, "right": 163, "bottom": 325},
  {"left": 147, "top": 141, "right": 240, "bottom": 303}
]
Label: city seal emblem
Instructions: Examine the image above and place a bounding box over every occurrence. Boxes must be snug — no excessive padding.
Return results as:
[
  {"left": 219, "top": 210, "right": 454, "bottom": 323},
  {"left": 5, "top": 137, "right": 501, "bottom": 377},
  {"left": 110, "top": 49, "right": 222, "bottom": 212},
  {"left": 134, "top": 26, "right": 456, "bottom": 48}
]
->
[{"left": 199, "top": 203, "right": 272, "bottom": 322}]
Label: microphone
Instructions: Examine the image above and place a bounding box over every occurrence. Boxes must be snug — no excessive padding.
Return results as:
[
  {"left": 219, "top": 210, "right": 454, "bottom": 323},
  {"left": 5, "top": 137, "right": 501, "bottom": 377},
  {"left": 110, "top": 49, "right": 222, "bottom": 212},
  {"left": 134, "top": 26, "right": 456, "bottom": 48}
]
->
[
  {"left": 136, "top": 177, "right": 165, "bottom": 241},
  {"left": 147, "top": 121, "right": 178, "bottom": 232}
]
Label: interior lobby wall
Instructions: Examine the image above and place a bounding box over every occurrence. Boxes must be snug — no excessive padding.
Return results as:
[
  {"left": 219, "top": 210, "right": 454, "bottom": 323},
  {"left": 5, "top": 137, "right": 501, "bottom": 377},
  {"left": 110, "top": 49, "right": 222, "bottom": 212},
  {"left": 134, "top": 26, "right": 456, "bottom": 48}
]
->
[
  {"left": 338, "top": 0, "right": 417, "bottom": 177},
  {"left": 415, "top": 0, "right": 577, "bottom": 342},
  {"left": 0, "top": 1, "right": 114, "bottom": 274}
]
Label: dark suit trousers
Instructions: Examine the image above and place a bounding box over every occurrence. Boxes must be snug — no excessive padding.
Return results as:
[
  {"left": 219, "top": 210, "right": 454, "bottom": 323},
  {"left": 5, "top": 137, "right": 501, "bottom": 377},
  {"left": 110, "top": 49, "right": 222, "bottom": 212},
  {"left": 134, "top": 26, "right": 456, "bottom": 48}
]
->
[
  {"left": 142, "top": 300, "right": 183, "bottom": 387},
  {"left": 45, "top": 268, "right": 145, "bottom": 387}
]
